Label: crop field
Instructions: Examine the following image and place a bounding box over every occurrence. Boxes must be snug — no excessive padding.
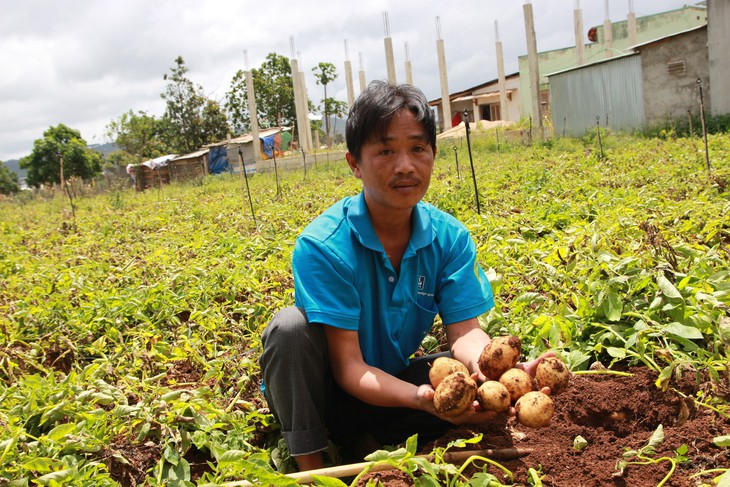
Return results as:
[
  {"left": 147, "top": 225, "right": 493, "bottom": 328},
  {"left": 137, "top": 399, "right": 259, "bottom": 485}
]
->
[{"left": 1, "top": 131, "right": 729, "bottom": 486}]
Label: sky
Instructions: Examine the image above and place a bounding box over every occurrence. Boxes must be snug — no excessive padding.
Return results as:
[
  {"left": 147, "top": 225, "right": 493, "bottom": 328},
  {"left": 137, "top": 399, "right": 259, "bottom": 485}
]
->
[{"left": 0, "top": 0, "right": 697, "bottom": 162}]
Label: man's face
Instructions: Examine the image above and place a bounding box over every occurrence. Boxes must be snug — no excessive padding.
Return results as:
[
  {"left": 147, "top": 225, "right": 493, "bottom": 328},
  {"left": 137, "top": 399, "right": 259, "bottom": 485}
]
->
[{"left": 346, "top": 109, "right": 436, "bottom": 216}]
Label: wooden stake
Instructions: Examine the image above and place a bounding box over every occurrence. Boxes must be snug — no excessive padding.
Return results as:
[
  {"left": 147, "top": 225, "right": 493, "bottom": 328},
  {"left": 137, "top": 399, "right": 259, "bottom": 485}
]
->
[
  {"left": 238, "top": 147, "right": 257, "bottom": 226},
  {"left": 463, "top": 109, "right": 481, "bottom": 215}
]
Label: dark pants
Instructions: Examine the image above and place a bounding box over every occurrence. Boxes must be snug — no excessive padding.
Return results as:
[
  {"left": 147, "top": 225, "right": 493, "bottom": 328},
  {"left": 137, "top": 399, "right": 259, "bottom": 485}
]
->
[{"left": 259, "top": 307, "right": 453, "bottom": 457}]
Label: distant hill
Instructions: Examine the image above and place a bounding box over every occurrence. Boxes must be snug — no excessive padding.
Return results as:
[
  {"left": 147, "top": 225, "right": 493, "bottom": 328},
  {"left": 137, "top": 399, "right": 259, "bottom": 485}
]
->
[
  {"left": 88, "top": 142, "right": 119, "bottom": 157},
  {"left": 325, "top": 115, "right": 346, "bottom": 137},
  {"left": 2, "top": 141, "right": 118, "bottom": 181},
  {"left": 3, "top": 159, "right": 25, "bottom": 179}
]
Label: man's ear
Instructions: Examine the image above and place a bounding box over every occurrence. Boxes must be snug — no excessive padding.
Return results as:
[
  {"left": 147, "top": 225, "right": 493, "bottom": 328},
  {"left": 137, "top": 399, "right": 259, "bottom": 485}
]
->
[{"left": 345, "top": 152, "right": 361, "bottom": 178}]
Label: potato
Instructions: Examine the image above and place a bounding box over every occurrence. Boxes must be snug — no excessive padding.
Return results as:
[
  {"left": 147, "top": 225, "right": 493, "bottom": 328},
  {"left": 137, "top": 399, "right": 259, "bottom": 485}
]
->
[
  {"left": 515, "top": 391, "right": 554, "bottom": 428},
  {"left": 476, "top": 380, "right": 511, "bottom": 413},
  {"left": 478, "top": 336, "right": 521, "bottom": 380},
  {"left": 535, "top": 356, "right": 571, "bottom": 395},
  {"left": 429, "top": 356, "right": 470, "bottom": 388},
  {"left": 498, "top": 368, "right": 534, "bottom": 403},
  {"left": 433, "top": 372, "right": 477, "bottom": 417}
]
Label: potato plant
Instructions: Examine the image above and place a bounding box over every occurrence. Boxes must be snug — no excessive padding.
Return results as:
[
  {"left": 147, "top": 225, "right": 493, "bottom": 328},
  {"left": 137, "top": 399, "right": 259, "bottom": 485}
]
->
[{"left": 0, "top": 132, "right": 728, "bottom": 485}]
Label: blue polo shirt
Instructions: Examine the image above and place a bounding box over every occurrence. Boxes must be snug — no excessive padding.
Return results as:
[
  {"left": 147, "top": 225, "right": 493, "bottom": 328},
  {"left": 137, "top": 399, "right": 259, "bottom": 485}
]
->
[{"left": 292, "top": 193, "right": 494, "bottom": 376}]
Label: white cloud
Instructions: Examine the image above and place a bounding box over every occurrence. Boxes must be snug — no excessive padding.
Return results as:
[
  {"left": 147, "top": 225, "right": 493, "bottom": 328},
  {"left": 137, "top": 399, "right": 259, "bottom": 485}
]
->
[{"left": 0, "top": 0, "right": 696, "bottom": 161}]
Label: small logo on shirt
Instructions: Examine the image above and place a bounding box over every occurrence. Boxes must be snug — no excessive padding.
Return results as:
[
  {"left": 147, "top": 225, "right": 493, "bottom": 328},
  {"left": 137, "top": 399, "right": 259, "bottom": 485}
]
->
[{"left": 418, "top": 275, "right": 425, "bottom": 290}]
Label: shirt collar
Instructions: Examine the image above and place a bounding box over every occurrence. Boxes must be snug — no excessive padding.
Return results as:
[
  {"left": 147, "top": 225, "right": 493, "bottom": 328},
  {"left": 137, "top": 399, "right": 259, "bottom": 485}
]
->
[{"left": 346, "top": 192, "right": 434, "bottom": 253}]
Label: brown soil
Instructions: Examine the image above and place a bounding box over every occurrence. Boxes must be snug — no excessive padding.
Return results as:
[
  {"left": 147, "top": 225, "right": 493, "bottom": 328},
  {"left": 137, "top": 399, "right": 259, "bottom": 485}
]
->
[
  {"left": 358, "top": 367, "right": 730, "bottom": 486},
  {"left": 101, "top": 366, "right": 729, "bottom": 486}
]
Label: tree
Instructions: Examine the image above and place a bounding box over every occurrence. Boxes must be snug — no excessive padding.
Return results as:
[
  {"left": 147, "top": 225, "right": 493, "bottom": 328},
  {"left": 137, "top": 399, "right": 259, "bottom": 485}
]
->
[
  {"left": 322, "top": 98, "right": 349, "bottom": 145},
  {"left": 312, "top": 62, "right": 338, "bottom": 146},
  {"left": 105, "top": 150, "right": 140, "bottom": 169},
  {"left": 105, "top": 110, "right": 168, "bottom": 162},
  {"left": 225, "top": 53, "right": 298, "bottom": 134},
  {"left": 161, "top": 56, "right": 230, "bottom": 154},
  {"left": 20, "top": 124, "right": 102, "bottom": 188},
  {"left": 0, "top": 161, "right": 20, "bottom": 195}
]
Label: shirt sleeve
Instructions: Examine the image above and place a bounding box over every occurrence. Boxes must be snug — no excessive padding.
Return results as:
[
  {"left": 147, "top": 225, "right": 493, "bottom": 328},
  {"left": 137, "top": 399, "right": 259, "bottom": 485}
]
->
[
  {"left": 435, "top": 228, "right": 495, "bottom": 325},
  {"left": 292, "top": 235, "right": 361, "bottom": 330}
]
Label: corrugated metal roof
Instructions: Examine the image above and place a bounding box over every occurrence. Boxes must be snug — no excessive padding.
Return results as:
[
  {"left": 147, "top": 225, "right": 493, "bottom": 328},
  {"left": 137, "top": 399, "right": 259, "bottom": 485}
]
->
[
  {"left": 204, "top": 126, "right": 292, "bottom": 147},
  {"left": 171, "top": 148, "right": 209, "bottom": 161},
  {"left": 428, "top": 72, "right": 519, "bottom": 105},
  {"left": 452, "top": 91, "right": 513, "bottom": 103}
]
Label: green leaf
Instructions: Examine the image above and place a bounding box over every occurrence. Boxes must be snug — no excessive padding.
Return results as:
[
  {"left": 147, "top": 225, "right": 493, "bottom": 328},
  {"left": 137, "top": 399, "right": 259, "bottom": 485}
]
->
[
  {"left": 713, "top": 435, "right": 730, "bottom": 447},
  {"left": 311, "top": 475, "right": 349, "bottom": 487},
  {"left": 218, "top": 449, "right": 247, "bottom": 467},
  {"left": 164, "top": 457, "right": 191, "bottom": 481},
  {"left": 47, "top": 422, "right": 76, "bottom": 442},
  {"left": 164, "top": 444, "right": 180, "bottom": 465},
  {"left": 664, "top": 322, "right": 703, "bottom": 340},
  {"left": 714, "top": 469, "right": 730, "bottom": 485},
  {"left": 21, "top": 457, "right": 62, "bottom": 472},
  {"left": 40, "top": 403, "right": 66, "bottom": 426},
  {"left": 573, "top": 435, "right": 588, "bottom": 451},
  {"left": 405, "top": 434, "right": 418, "bottom": 456},
  {"left": 605, "top": 292, "right": 623, "bottom": 321},
  {"left": 36, "top": 468, "right": 74, "bottom": 485},
  {"left": 657, "top": 274, "right": 683, "bottom": 300},
  {"left": 364, "top": 449, "right": 392, "bottom": 462},
  {"left": 647, "top": 424, "right": 665, "bottom": 450},
  {"left": 386, "top": 447, "right": 409, "bottom": 460},
  {"left": 419, "top": 475, "right": 442, "bottom": 487},
  {"left": 113, "top": 404, "right": 141, "bottom": 417},
  {"left": 514, "top": 292, "right": 544, "bottom": 305},
  {"left": 606, "top": 347, "right": 627, "bottom": 359},
  {"left": 6, "top": 479, "right": 29, "bottom": 487}
]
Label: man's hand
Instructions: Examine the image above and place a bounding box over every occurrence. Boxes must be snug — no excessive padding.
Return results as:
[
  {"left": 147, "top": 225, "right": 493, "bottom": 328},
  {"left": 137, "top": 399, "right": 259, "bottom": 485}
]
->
[
  {"left": 420, "top": 352, "right": 557, "bottom": 424},
  {"left": 418, "top": 378, "right": 501, "bottom": 425},
  {"left": 516, "top": 350, "right": 556, "bottom": 395}
]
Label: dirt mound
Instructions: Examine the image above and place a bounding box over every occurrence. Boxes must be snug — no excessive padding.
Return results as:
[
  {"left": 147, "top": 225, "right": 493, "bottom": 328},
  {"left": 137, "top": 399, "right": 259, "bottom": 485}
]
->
[
  {"left": 437, "top": 120, "right": 513, "bottom": 140},
  {"left": 358, "top": 367, "right": 729, "bottom": 486},
  {"left": 420, "top": 367, "right": 730, "bottom": 486}
]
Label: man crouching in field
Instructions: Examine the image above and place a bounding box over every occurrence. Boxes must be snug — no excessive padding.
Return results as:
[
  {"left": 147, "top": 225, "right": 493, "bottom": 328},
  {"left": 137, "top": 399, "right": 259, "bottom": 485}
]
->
[{"left": 260, "top": 80, "right": 546, "bottom": 471}]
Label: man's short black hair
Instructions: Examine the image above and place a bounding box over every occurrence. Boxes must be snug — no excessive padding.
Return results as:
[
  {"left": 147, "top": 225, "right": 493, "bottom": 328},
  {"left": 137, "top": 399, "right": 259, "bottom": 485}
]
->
[{"left": 345, "top": 80, "right": 437, "bottom": 162}]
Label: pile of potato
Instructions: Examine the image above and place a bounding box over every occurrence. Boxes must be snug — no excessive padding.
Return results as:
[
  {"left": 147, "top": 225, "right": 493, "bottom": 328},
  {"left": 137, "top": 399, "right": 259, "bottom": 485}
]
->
[{"left": 429, "top": 336, "right": 570, "bottom": 428}]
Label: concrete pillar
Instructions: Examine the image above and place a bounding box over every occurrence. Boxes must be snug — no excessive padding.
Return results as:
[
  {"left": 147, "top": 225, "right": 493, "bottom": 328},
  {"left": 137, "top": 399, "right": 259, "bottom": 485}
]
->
[
  {"left": 627, "top": 14, "right": 637, "bottom": 46},
  {"left": 344, "top": 60, "right": 355, "bottom": 109},
  {"left": 383, "top": 12, "right": 397, "bottom": 84},
  {"left": 290, "top": 56, "right": 308, "bottom": 152},
  {"left": 574, "top": 2, "right": 585, "bottom": 66},
  {"left": 604, "top": 19, "right": 614, "bottom": 57},
  {"left": 523, "top": 2, "right": 542, "bottom": 131},
  {"left": 495, "top": 21, "right": 508, "bottom": 122},
  {"left": 436, "top": 39, "right": 451, "bottom": 130},
  {"left": 473, "top": 98, "right": 481, "bottom": 123},
  {"left": 358, "top": 52, "right": 367, "bottom": 93},
  {"left": 245, "top": 70, "right": 261, "bottom": 163},
  {"left": 297, "top": 59, "right": 313, "bottom": 152},
  {"left": 344, "top": 40, "right": 355, "bottom": 109},
  {"left": 404, "top": 42, "right": 413, "bottom": 85},
  {"left": 436, "top": 17, "right": 451, "bottom": 130},
  {"left": 708, "top": 0, "right": 730, "bottom": 115},
  {"left": 627, "top": 0, "right": 637, "bottom": 46},
  {"left": 384, "top": 37, "right": 397, "bottom": 84},
  {"left": 604, "top": 0, "right": 613, "bottom": 58}
]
